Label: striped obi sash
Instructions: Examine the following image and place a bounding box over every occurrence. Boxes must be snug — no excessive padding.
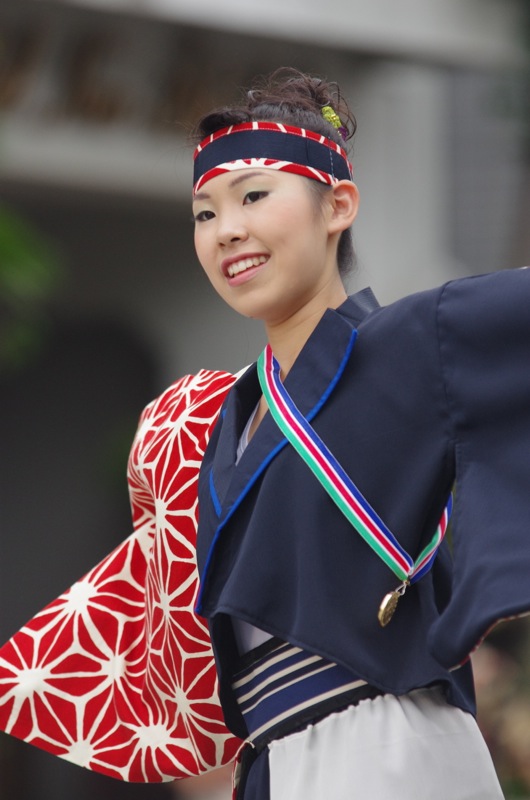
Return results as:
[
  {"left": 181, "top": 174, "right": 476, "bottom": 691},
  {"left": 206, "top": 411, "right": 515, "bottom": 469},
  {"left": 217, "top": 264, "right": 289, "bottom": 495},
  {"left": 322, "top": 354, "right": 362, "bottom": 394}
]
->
[{"left": 232, "top": 638, "right": 383, "bottom": 748}]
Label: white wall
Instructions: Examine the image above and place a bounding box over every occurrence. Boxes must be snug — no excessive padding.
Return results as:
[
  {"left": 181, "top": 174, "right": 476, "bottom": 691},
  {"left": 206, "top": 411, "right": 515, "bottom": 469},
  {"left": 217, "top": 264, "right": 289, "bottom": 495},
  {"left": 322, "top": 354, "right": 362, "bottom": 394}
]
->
[
  {"left": 62, "top": 0, "right": 527, "bottom": 66},
  {"left": 350, "top": 62, "right": 460, "bottom": 302}
]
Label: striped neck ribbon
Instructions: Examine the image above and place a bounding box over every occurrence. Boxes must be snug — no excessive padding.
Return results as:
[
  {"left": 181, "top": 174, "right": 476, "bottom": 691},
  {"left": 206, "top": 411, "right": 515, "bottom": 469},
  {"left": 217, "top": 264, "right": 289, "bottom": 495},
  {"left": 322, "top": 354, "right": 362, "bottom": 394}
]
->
[{"left": 257, "top": 344, "right": 452, "bottom": 585}]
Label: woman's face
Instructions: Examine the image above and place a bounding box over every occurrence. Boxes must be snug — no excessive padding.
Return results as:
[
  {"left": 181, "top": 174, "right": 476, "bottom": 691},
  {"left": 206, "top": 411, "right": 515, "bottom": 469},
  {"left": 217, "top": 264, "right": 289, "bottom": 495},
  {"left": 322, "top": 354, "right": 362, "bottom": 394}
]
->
[{"left": 192, "top": 169, "right": 346, "bottom": 327}]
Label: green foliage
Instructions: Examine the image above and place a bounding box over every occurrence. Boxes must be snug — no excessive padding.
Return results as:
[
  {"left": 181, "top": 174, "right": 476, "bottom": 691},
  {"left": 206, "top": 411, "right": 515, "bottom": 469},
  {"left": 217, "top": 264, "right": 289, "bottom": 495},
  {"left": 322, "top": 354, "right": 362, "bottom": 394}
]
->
[{"left": 0, "top": 206, "right": 62, "bottom": 370}]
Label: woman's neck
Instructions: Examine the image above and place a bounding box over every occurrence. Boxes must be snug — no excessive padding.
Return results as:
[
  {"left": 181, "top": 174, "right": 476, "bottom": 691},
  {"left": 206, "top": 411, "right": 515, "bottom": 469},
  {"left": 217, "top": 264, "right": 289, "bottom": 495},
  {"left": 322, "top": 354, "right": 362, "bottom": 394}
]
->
[{"left": 264, "top": 282, "right": 348, "bottom": 378}]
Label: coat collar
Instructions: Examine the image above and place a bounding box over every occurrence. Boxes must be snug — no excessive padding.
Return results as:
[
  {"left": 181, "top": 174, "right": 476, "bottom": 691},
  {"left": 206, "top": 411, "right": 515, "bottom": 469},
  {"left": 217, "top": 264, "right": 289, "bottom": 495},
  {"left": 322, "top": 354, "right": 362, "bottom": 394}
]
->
[{"left": 207, "top": 289, "right": 380, "bottom": 524}]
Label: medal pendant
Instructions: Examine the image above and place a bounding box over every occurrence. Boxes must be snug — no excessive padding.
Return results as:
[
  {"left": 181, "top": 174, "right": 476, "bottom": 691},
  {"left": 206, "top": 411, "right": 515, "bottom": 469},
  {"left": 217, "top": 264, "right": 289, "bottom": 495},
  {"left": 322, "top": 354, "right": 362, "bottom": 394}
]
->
[
  {"left": 378, "top": 581, "right": 409, "bottom": 627},
  {"left": 378, "top": 591, "right": 400, "bottom": 627}
]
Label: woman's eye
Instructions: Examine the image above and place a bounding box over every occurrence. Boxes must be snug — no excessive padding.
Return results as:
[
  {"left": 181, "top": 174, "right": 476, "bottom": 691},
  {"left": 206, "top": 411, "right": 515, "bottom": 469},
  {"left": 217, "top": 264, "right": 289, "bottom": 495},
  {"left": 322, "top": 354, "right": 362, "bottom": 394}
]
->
[
  {"left": 244, "top": 191, "right": 267, "bottom": 205},
  {"left": 193, "top": 209, "right": 215, "bottom": 223}
]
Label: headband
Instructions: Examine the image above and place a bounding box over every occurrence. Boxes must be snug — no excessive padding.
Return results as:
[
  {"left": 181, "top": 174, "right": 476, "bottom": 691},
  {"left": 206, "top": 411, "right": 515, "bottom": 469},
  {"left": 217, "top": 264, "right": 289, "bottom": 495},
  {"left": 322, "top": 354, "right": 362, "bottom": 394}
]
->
[{"left": 193, "top": 121, "right": 353, "bottom": 194}]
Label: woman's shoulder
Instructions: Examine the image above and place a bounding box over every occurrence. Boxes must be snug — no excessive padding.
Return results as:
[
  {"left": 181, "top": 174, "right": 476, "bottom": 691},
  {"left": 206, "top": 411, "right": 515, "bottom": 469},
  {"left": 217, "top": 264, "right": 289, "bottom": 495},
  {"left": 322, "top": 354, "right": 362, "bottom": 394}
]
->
[
  {"left": 370, "top": 267, "right": 529, "bottom": 330},
  {"left": 127, "top": 369, "right": 239, "bottom": 478},
  {"left": 428, "top": 267, "right": 530, "bottom": 347},
  {"left": 131, "top": 369, "right": 237, "bottom": 450},
  {"left": 142, "top": 369, "right": 237, "bottom": 424}
]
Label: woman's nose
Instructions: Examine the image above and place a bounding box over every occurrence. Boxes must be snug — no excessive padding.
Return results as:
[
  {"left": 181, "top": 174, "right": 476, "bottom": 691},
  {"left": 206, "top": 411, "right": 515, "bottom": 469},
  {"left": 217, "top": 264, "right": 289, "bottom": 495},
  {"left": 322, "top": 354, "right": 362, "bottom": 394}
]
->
[{"left": 216, "top": 213, "right": 249, "bottom": 246}]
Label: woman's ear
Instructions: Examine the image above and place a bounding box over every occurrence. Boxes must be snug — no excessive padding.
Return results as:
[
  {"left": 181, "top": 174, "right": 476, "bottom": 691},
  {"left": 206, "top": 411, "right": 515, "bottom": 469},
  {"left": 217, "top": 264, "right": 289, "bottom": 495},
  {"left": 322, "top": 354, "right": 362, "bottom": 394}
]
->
[{"left": 328, "top": 181, "right": 359, "bottom": 234}]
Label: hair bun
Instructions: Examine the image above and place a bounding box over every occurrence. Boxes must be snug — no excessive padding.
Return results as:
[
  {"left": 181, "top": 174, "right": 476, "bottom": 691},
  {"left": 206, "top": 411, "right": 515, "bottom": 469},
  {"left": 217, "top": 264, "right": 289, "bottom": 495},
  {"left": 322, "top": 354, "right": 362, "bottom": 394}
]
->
[{"left": 193, "top": 67, "right": 356, "bottom": 147}]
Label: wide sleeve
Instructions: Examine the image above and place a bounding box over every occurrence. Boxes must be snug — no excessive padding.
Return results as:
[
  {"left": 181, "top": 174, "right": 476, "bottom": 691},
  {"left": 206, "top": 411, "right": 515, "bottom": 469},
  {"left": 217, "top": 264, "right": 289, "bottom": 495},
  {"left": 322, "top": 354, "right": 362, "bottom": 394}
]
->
[
  {"left": 0, "top": 369, "right": 241, "bottom": 782},
  {"left": 428, "top": 267, "right": 530, "bottom": 669}
]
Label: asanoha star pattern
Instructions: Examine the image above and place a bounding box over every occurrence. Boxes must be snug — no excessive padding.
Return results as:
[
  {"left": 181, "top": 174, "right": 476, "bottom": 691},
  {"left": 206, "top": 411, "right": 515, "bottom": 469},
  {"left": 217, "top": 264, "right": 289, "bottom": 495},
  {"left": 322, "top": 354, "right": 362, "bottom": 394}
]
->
[{"left": 0, "top": 369, "right": 241, "bottom": 782}]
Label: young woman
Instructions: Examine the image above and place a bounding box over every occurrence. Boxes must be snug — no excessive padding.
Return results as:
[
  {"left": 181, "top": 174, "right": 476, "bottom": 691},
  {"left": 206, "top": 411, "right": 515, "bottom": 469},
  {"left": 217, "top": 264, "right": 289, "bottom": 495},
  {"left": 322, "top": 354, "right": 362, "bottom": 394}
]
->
[{"left": 1, "top": 68, "right": 529, "bottom": 799}]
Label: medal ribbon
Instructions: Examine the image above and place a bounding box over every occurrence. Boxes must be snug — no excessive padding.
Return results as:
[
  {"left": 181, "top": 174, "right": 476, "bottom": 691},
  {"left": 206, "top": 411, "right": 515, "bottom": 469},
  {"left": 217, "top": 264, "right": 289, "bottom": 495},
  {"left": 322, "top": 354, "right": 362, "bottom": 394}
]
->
[{"left": 257, "top": 345, "right": 451, "bottom": 584}]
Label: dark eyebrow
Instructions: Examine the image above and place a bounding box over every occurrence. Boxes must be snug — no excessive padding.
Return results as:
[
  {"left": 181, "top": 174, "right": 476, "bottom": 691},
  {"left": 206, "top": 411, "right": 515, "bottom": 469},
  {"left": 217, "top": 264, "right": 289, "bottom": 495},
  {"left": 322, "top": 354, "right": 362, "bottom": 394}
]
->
[
  {"left": 229, "top": 170, "right": 267, "bottom": 187},
  {"left": 193, "top": 170, "right": 268, "bottom": 202}
]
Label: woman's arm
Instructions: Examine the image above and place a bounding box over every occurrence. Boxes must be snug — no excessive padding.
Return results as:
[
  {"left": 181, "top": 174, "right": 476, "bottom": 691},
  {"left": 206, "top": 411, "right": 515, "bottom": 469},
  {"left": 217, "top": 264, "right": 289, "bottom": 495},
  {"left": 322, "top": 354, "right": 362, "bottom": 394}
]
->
[
  {"left": 429, "top": 267, "right": 530, "bottom": 669},
  {"left": 0, "top": 370, "right": 241, "bottom": 782}
]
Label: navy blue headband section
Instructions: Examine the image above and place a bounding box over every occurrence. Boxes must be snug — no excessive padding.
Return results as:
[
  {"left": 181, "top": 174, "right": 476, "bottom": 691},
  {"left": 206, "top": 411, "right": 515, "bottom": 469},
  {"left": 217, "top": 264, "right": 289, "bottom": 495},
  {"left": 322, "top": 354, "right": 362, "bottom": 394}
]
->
[{"left": 193, "top": 129, "right": 352, "bottom": 186}]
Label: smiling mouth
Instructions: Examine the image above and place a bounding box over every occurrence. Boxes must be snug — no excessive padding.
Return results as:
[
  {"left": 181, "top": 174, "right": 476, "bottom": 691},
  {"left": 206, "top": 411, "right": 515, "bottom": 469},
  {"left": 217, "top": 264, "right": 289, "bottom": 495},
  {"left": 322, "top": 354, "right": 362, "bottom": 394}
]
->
[{"left": 226, "top": 255, "right": 268, "bottom": 277}]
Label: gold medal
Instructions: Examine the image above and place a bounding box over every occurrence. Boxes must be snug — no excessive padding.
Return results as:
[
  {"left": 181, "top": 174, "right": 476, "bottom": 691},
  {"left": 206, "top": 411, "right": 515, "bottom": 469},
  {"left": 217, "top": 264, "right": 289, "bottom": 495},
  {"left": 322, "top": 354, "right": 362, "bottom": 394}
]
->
[{"left": 378, "top": 581, "right": 408, "bottom": 627}]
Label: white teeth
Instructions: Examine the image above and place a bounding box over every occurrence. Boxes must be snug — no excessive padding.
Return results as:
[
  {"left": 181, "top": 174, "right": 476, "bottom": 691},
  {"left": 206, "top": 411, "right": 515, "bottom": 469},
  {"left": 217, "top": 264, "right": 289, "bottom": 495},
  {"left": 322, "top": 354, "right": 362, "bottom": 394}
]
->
[{"left": 227, "top": 255, "right": 267, "bottom": 277}]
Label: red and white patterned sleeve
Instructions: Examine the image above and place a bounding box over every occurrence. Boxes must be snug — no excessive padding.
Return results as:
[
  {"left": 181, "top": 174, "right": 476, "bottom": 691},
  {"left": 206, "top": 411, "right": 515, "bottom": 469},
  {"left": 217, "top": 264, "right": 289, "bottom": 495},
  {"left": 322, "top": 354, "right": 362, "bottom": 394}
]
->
[{"left": 0, "top": 369, "right": 242, "bottom": 782}]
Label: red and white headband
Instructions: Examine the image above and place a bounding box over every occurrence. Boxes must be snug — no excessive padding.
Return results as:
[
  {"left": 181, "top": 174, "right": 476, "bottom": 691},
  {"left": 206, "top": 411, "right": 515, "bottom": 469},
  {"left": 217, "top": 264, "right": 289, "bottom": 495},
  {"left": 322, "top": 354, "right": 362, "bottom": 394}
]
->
[{"left": 193, "top": 121, "right": 353, "bottom": 194}]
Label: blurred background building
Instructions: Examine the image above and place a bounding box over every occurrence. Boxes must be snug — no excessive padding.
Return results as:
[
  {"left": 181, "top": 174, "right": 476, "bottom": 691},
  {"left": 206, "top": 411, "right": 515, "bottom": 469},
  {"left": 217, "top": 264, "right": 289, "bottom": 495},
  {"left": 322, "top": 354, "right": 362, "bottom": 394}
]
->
[{"left": 0, "top": 0, "right": 529, "bottom": 798}]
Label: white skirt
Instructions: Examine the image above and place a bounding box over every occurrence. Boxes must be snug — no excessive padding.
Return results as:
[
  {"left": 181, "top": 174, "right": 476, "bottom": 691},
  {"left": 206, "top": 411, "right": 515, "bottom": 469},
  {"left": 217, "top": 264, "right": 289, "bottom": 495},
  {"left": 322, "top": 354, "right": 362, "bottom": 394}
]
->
[{"left": 266, "top": 686, "right": 504, "bottom": 800}]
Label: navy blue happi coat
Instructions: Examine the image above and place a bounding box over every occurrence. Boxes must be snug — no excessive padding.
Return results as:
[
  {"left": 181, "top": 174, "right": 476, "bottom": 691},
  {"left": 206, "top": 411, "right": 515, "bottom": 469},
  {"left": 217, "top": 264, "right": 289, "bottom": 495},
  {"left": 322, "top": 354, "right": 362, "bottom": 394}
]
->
[{"left": 196, "top": 268, "right": 530, "bottom": 740}]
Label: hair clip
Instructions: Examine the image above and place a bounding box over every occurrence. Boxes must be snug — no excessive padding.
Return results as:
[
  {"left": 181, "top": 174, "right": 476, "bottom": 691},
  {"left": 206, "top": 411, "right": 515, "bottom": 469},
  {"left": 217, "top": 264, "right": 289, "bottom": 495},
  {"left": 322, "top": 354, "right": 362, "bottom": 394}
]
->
[{"left": 321, "top": 105, "right": 348, "bottom": 141}]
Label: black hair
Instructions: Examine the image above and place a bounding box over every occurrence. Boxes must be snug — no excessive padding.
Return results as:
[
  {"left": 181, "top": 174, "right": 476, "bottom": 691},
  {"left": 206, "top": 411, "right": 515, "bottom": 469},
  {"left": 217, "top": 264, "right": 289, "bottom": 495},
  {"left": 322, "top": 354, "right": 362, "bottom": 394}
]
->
[{"left": 193, "top": 68, "right": 357, "bottom": 279}]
